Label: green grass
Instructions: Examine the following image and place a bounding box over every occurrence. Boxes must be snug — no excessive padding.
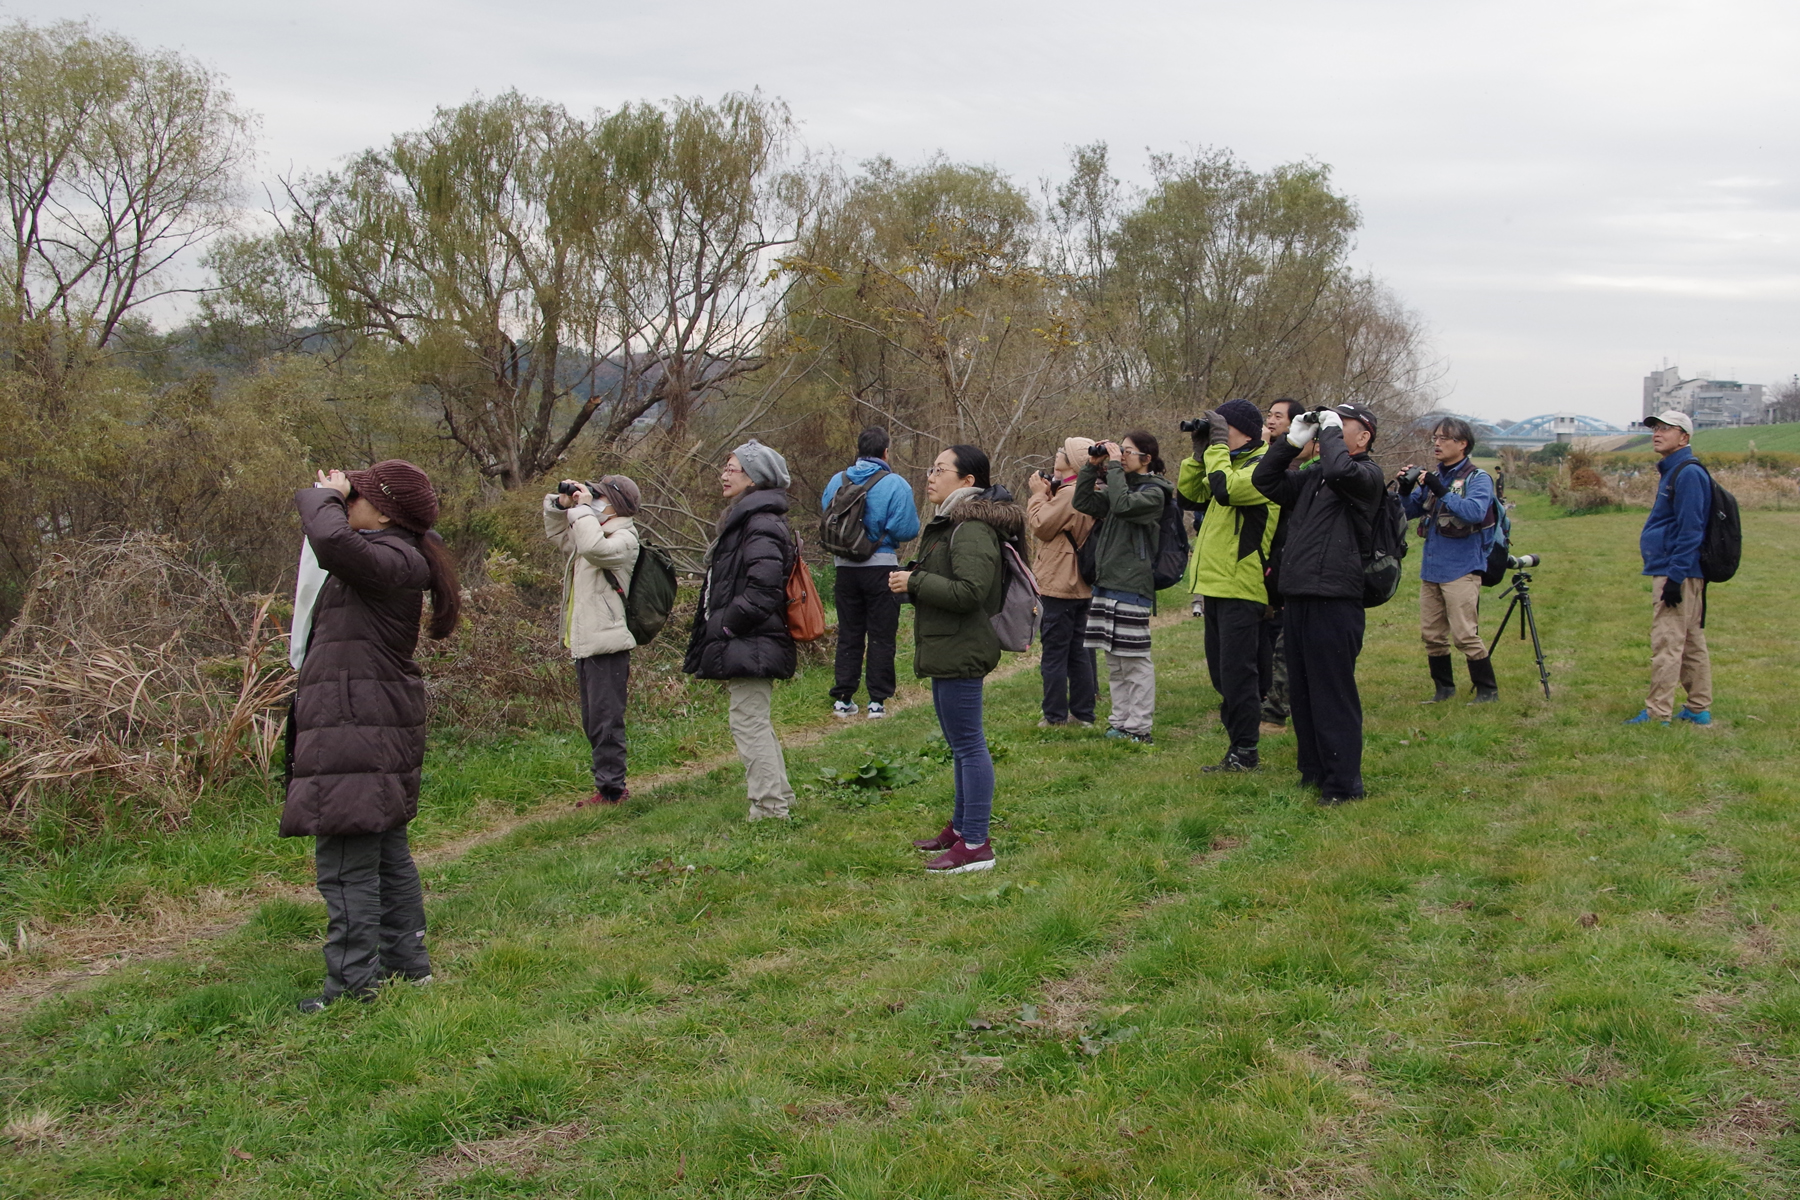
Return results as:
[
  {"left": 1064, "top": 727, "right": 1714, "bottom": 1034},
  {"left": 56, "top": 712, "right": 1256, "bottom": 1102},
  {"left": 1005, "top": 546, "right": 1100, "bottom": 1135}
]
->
[
  {"left": 1607, "top": 422, "right": 1800, "bottom": 455},
  {"left": 5, "top": 497, "right": 1800, "bottom": 1197}
]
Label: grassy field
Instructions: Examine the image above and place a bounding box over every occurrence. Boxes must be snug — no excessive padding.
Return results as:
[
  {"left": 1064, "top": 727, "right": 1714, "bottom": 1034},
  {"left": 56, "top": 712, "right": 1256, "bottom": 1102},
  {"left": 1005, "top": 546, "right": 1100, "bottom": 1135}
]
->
[
  {"left": 4, "top": 498, "right": 1800, "bottom": 1198},
  {"left": 1605, "top": 422, "right": 1800, "bottom": 455}
]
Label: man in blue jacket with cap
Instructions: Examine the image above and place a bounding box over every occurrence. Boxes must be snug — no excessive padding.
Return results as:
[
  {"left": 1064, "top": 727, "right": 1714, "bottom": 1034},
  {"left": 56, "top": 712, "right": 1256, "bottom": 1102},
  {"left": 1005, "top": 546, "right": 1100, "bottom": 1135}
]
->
[
  {"left": 821, "top": 427, "right": 921, "bottom": 719},
  {"left": 1627, "top": 410, "right": 1713, "bottom": 726}
]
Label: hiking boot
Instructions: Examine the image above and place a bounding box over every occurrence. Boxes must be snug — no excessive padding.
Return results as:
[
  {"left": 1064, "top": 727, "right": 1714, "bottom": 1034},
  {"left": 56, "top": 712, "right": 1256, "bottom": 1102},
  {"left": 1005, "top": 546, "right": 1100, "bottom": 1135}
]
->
[
  {"left": 866, "top": 701, "right": 887, "bottom": 719},
  {"left": 1202, "top": 747, "right": 1260, "bottom": 773},
  {"left": 1624, "top": 709, "right": 1670, "bottom": 726},
  {"left": 1466, "top": 655, "right": 1499, "bottom": 704},
  {"left": 1674, "top": 707, "right": 1712, "bottom": 726},
  {"left": 913, "top": 823, "right": 959, "bottom": 851},
  {"left": 1421, "top": 654, "right": 1457, "bottom": 704},
  {"left": 925, "top": 840, "right": 996, "bottom": 874},
  {"left": 832, "top": 700, "right": 859, "bottom": 719}
]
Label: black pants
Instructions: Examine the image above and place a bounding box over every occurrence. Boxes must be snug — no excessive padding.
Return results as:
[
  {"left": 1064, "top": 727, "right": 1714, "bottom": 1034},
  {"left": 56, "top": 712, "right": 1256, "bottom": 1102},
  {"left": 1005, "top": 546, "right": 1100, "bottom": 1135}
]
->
[
  {"left": 1203, "top": 596, "right": 1265, "bottom": 750},
  {"left": 315, "top": 828, "right": 430, "bottom": 1000},
  {"left": 831, "top": 565, "right": 901, "bottom": 703},
  {"left": 577, "top": 650, "right": 630, "bottom": 797},
  {"left": 1259, "top": 610, "right": 1289, "bottom": 722},
  {"left": 1284, "top": 597, "right": 1366, "bottom": 799},
  {"left": 1039, "top": 595, "right": 1097, "bottom": 723}
]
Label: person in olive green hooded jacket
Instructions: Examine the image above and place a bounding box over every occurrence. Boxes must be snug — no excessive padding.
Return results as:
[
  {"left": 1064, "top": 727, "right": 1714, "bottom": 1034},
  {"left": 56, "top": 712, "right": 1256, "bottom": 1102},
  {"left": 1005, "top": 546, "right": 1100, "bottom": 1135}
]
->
[
  {"left": 1176, "top": 398, "right": 1277, "bottom": 772},
  {"left": 889, "top": 444, "right": 1024, "bottom": 875},
  {"left": 1072, "top": 430, "right": 1173, "bottom": 744}
]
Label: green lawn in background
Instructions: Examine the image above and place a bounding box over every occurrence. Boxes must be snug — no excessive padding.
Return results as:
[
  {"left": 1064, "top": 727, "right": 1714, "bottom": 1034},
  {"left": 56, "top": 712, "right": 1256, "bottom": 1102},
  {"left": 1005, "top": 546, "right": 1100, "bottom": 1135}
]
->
[
  {"left": 1604, "top": 422, "right": 1800, "bottom": 455},
  {"left": 4, "top": 497, "right": 1800, "bottom": 1198}
]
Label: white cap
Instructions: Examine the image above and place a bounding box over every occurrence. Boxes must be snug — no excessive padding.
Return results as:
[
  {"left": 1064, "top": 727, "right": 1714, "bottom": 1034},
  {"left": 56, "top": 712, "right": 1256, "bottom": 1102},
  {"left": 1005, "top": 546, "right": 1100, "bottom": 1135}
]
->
[{"left": 1643, "top": 410, "right": 1694, "bottom": 435}]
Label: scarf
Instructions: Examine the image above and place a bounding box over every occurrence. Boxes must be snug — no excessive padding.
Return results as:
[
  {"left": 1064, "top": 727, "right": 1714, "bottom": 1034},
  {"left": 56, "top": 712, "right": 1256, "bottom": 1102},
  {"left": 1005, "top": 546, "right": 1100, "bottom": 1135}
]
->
[{"left": 935, "top": 485, "right": 982, "bottom": 519}]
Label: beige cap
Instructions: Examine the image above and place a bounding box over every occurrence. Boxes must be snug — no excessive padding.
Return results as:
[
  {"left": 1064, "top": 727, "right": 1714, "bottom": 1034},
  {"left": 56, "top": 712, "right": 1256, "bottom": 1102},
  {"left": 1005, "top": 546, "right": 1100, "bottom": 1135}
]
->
[{"left": 1643, "top": 410, "right": 1694, "bottom": 435}]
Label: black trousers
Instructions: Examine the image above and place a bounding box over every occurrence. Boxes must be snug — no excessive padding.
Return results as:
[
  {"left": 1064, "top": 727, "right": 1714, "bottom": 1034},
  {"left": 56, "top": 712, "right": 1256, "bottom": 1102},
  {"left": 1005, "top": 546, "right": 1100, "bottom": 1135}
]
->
[
  {"left": 831, "top": 565, "right": 901, "bottom": 703},
  {"left": 577, "top": 650, "right": 630, "bottom": 797},
  {"left": 1203, "top": 596, "right": 1265, "bottom": 750},
  {"left": 1259, "top": 610, "right": 1289, "bottom": 722},
  {"left": 315, "top": 828, "right": 430, "bottom": 1000},
  {"left": 1284, "top": 597, "right": 1366, "bottom": 799},
  {"left": 1039, "top": 595, "right": 1097, "bottom": 723}
]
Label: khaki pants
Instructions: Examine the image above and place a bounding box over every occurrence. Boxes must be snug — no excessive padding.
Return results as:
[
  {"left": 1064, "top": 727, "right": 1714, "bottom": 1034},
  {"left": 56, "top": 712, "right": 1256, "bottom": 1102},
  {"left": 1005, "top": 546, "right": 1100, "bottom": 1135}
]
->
[
  {"left": 1105, "top": 652, "right": 1156, "bottom": 737},
  {"left": 726, "top": 679, "right": 793, "bottom": 819},
  {"left": 1420, "top": 573, "right": 1488, "bottom": 659},
  {"left": 1647, "top": 577, "right": 1712, "bottom": 720}
]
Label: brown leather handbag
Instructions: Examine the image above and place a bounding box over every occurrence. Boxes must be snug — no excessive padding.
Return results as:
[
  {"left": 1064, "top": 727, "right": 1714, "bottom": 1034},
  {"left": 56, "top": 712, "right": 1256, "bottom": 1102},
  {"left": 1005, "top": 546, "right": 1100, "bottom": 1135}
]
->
[{"left": 785, "top": 536, "right": 826, "bottom": 642}]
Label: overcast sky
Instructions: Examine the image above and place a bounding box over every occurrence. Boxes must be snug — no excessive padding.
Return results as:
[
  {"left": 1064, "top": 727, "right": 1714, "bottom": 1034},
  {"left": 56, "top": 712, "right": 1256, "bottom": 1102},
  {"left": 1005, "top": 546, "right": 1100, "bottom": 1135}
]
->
[{"left": 23, "top": 0, "right": 1800, "bottom": 426}]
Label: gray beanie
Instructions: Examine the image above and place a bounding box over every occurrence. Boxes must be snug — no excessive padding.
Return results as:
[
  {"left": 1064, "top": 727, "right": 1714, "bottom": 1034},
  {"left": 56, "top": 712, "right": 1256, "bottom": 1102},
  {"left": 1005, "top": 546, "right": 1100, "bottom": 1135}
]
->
[{"left": 731, "top": 439, "right": 790, "bottom": 489}]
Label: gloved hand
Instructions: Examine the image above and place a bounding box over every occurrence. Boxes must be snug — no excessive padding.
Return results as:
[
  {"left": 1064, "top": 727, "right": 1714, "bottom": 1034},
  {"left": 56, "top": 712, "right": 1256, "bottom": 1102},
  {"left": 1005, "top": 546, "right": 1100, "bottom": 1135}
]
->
[
  {"left": 1209, "top": 408, "right": 1231, "bottom": 444},
  {"left": 1419, "top": 470, "right": 1447, "bottom": 497},
  {"left": 1395, "top": 470, "right": 1417, "bottom": 497},
  {"left": 1287, "top": 411, "right": 1319, "bottom": 450},
  {"left": 1317, "top": 408, "right": 1344, "bottom": 432},
  {"left": 1661, "top": 577, "right": 1684, "bottom": 607},
  {"left": 1190, "top": 412, "right": 1217, "bottom": 455}
]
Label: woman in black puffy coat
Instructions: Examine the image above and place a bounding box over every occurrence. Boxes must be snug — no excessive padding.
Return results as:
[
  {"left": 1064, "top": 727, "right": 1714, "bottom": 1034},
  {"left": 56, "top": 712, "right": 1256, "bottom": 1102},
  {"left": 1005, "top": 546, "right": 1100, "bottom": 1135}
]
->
[{"left": 684, "top": 439, "right": 798, "bottom": 819}]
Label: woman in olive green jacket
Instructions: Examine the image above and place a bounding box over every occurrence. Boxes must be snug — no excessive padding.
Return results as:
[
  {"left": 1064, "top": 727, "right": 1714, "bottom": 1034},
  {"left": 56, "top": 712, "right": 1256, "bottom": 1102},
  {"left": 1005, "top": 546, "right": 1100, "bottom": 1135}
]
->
[
  {"left": 1071, "top": 430, "right": 1172, "bottom": 743},
  {"left": 888, "top": 444, "right": 1023, "bottom": 874}
]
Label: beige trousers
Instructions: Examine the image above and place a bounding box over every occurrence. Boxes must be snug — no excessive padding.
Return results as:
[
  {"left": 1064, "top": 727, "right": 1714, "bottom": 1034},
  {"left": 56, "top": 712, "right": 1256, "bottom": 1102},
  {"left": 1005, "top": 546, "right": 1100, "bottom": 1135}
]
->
[
  {"left": 1420, "top": 573, "right": 1488, "bottom": 658},
  {"left": 1647, "top": 577, "right": 1712, "bottom": 720},
  {"left": 1105, "top": 652, "right": 1156, "bottom": 736},
  {"left": 726, "top": 679, "right": 793, "bottom": 819}
]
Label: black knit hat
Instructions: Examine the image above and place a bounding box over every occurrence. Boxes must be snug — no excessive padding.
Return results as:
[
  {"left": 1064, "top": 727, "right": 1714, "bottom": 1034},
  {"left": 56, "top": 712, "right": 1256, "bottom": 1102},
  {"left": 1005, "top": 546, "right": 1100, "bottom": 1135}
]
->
[{"left": 1216, "top": 398, "right": 1264, "bottom": 439}]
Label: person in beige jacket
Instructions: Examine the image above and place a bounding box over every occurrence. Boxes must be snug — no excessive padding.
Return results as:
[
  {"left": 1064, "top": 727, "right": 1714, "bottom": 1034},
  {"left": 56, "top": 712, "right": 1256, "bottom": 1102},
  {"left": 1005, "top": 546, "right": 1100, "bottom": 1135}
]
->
[
  {"left": 544, "top": 475, "right": 642, "bottom": 807},
  {"left": 1026, "top": 437, "right": 1098, "bottom": 726}
]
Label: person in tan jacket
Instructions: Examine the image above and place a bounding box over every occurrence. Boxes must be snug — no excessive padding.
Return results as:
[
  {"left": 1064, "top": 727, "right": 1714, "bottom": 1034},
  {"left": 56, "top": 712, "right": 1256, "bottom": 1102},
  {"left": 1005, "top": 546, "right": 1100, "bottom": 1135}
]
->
[
  {"left": 1026, "top": 437, "right": 1098, "bottom": 726},
  {"left": 544, "top": 475, "right": 642, "bottom": 807}
]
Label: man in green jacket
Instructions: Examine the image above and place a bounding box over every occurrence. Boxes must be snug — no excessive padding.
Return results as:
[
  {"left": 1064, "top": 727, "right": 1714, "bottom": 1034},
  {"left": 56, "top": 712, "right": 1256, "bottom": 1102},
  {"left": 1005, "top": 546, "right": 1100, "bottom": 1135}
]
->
[{"left": 1176, "top": 399, "right": 1277, "bottom": 771}]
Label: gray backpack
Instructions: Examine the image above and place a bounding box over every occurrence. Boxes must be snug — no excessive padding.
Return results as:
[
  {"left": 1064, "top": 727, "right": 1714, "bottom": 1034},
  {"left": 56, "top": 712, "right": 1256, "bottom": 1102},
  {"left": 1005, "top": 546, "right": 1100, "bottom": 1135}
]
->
[{"left": 989, "top": 539, "right": 1042, "bottom": 652}]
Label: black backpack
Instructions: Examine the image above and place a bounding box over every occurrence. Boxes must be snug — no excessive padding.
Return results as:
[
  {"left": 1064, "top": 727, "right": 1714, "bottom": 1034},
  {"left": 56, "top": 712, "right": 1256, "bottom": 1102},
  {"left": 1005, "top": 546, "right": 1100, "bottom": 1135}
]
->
[
  {"left": 1127, "top": 479, "right": 1190, "bottom": 593},
  {"left": 604, "top": 533, "right": 679, "bottom": 645},
  {"left": 1061, "top": 525, "right": 1098, "bottom": 586},
  {"left": 1671, "top": 459, "right": 1742, "bottom": 583},
  {"left": 1356, "top": 482, "right": 1411, "bottom": 608},
  {"left": 819, "top": 467, "right": 888, "bottom": 561}
]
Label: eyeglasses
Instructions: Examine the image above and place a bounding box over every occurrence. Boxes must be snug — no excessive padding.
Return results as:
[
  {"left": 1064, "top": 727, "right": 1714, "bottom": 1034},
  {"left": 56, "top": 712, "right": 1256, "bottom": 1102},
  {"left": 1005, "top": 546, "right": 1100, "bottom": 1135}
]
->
[
  {"left": 926, "top": 464, "right": 956, "bottom": 477},
  {"left": 1430, "top": 435, "right": 1465, "bottom": 444},
  {"left": 721, "top": 464, "right": 748, "bottom": 476}
]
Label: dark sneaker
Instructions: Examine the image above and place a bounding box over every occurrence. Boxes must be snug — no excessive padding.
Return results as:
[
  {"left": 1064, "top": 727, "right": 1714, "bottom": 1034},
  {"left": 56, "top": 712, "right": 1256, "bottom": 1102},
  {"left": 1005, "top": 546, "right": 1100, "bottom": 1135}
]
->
[
  {"left": 925, "top": 841, "right": 995, "bottom": 874},
  {"left": 1467, "top": 689, "right": 1499, "bottom": 705},
  {"left": 1202, "top": 747, "right": 1259, "bottom": 773},
  {"left": 913, "top": 823, "right": 959, "bottom": 852},
  {"left": 297, "top": 995, "right": 329, "bottom": 1014},
  {"left": 1317, "top": 794, "right": 1364, "bottom": 807}
]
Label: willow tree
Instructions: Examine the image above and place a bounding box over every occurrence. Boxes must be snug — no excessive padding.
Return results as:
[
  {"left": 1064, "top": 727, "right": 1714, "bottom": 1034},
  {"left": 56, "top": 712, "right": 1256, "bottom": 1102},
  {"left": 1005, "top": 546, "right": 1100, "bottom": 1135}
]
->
[
  {"left": 784, "top": 157, "right": 1088, "bottom": 478},
  {"left": 211, "top": 90, "right": 814, "bottom": 489}
]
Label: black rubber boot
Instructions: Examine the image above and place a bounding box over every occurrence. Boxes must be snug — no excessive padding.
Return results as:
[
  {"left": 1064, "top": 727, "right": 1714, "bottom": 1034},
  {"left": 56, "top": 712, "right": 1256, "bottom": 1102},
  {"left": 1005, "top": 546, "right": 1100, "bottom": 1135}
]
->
[
  {"left": 1421, "top": 654, "right": 1457, "bottom": 704},
  {"left": 1467, "top": 655, "right": 1499, "bottom": 704}
]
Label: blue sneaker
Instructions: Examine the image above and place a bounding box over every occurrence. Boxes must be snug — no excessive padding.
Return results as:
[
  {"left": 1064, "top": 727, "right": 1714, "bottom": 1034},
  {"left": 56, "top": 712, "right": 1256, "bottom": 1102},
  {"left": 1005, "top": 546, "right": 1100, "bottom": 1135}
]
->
[
  {"left": 1623, "top": 709, "right": 1670, "bottom": 726},
  {"left": 1674, "top": 708, "right": 1712, "bottom": 726}
]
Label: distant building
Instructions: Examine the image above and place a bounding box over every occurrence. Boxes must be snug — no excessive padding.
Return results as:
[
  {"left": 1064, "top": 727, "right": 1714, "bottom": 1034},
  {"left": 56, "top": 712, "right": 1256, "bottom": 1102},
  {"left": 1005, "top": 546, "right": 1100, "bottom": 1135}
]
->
[{"left": 1643, "top": 366, "right": 1767, "bottom": 428}]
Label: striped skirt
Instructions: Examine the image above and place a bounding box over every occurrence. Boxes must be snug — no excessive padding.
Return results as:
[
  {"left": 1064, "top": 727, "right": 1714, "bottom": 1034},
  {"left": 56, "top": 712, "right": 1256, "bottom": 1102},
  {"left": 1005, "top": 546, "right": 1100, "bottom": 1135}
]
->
[{"left": 1083, "top": 593, "right": 1153, "bottom": 657}]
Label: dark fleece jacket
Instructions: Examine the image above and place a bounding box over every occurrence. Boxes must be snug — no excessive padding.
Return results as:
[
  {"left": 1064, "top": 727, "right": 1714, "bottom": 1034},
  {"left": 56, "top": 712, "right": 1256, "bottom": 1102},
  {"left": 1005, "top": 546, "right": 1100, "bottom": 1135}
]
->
[
  {"left": 684, "top": 488, "right": 798, "bottom": 681},
  {"left": 1251, "top": 428, "right": 1384, "bottom": 601},
  {"left": 907, "top": 494, "right": 1026, "bottom": 679},
  {"left": 280, "top": 489, "right": 432, "bottom": 838}
]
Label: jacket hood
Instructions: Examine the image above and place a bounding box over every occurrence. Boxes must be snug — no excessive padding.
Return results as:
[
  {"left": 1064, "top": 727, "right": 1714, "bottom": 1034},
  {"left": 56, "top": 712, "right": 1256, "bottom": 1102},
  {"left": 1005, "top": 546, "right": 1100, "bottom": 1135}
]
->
[
  {"left": 844, "top": 457, "right": 891, "bottom": 484},
  {"left": 946, "top": 496, "right": 1025, "bottom": 541}
]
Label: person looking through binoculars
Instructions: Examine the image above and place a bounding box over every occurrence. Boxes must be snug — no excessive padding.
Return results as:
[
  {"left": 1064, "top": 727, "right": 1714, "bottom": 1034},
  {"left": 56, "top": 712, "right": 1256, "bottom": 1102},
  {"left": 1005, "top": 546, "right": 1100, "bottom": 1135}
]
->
[
  {"left": 1252, "top": 404, "right": 1383, "bottom": 805},
  {"left": 1175, "top": 399, "right": 1277, "bottom": 772},
  {"left": 1396, "top": 416, "right": 1501, "bottom": 704}
]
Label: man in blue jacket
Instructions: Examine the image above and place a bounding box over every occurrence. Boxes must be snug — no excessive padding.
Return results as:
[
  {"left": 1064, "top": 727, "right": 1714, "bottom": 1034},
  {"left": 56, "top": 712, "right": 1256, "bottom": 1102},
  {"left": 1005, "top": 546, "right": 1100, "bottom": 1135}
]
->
[
  {"left": 1397, "top": 416, "right": 1500, "bottom": 704},
  {"left": 1628, "top": 410, "right": 1713, "bottom": 726},
  {"left": 821, "top": 427, "right": 921, "bottom": 719}
]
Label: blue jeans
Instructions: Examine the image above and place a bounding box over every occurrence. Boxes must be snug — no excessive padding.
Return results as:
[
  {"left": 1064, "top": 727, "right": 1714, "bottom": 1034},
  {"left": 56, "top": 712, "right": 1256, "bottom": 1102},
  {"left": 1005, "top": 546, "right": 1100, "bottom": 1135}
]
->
[{"left": 932, "top": 676, "right": 993, "bottom": 845}]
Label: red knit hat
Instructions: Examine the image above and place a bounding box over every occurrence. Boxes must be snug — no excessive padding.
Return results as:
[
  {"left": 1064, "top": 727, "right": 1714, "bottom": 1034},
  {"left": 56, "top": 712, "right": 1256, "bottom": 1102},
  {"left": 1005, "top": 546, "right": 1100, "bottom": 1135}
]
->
[{"left": 346, "top": 460, "right": 439, "bottom": 533}]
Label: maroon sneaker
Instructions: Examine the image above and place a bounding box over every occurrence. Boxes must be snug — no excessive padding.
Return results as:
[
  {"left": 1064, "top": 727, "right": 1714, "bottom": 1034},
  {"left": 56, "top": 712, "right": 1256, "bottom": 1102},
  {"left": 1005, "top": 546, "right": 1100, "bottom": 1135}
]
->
[
  {"left": 913, "top": 823, "right": 958, "bottom": 851},
  {"left": 925, "top": 841, "right": 995, "bottom": 874},
  {"left": 576, "top": 788, "right": 626, "bottom": 809}
]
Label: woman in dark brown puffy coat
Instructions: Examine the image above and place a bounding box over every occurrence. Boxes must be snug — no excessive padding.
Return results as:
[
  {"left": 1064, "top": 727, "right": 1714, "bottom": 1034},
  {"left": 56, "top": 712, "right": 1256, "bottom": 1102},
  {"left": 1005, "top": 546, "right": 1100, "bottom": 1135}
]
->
[{"left": 283, "top": 460, "right": 460, "bottom": 1012}]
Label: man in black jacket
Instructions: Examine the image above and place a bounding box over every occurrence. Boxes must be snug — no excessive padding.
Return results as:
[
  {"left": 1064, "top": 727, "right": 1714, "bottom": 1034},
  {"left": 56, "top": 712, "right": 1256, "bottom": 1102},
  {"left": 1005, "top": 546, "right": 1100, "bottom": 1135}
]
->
[{"left": 1252, "top": 403, "right": 1384, "bottom": 804}]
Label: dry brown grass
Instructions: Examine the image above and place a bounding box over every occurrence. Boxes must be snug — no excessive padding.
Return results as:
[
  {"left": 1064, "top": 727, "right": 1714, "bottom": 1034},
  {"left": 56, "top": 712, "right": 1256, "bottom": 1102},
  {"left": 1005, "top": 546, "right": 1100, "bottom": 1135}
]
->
[{"left": 0, "top": 534, "right": 292, "bottom": 836}]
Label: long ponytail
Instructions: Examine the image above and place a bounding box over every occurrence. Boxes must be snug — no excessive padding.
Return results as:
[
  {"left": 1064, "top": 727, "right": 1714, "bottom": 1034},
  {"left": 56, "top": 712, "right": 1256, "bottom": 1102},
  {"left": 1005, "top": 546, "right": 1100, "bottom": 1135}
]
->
[{"left": 420, "top": 531, "right": 461, "bottom": 639}]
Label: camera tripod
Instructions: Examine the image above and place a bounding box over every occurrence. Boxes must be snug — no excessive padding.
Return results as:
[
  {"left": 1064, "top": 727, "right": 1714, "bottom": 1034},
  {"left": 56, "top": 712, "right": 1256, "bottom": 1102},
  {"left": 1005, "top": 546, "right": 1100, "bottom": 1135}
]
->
[{"left": 1490, "top": 567, "right": 1551, "bottom": 699}]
